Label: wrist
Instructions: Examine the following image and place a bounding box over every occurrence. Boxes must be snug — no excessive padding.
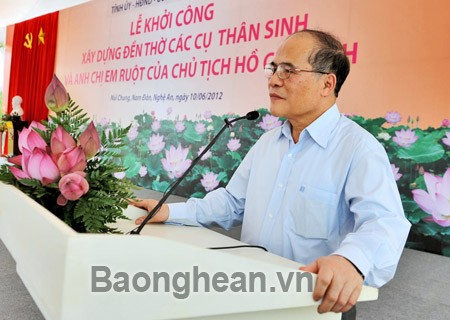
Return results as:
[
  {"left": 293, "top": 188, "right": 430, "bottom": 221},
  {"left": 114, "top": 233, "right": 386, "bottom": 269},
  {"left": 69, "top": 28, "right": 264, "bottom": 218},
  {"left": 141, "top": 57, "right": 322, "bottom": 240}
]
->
[{"left": 333, "top": 254, "right": 365, "bottom": 280}]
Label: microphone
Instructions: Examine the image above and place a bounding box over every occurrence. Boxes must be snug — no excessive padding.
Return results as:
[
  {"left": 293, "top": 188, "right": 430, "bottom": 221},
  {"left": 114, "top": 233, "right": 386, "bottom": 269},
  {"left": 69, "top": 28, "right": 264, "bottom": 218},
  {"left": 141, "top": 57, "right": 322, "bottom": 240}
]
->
[
  {"left": 129, "top": 110, "right": 260, "bottom": 235},
  {"left": 227, "top": 111, "right": 260, "bottom": 124}
]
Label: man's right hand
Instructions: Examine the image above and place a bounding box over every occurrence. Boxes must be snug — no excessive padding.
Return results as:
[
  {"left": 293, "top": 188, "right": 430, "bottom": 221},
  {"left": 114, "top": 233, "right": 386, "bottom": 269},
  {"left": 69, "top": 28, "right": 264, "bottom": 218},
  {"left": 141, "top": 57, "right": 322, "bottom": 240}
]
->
[{"left": 128, "top": 199, "right": 170, "bottom": 224}]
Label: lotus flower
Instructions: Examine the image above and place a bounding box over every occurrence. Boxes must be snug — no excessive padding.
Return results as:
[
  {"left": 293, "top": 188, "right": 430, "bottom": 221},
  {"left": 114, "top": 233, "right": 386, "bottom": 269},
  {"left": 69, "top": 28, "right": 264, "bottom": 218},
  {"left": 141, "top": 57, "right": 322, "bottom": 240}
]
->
[
  {"left": 10, "top": 148, "right": 60, "bottom": 185},
  {"left": 227, "top": 138, "right": 241, "bottom": 152},
  {"left": 58, "top": 172, "right": 89, "bottom": 205},
  {"left": 18, "top": 126, "right": 47, "bottom": 153},
  {"left": 127, "top": 124, "right": 139, "bottom": 141},
  {"left": 377, "top": 132, "right": 391, "bottom": 141},
  {"left": 412, "top": 168, "right": 450, "bottom": 227},
  {"left": 197, "top": 145, "right": 212, "bottom": 161},
  {"left": 201, "top": 172, "right": 220, "bottom": 192},
  {"left": 259, "top": 114, "right": 282, "bottom": 131},
  {"left": 151, "top": 120, "right": 161, "bottom": 132},
  {"left": 441, "top": 119, "right": 449, "bottom": 127},
  {"left": 50, "top": 126, "right": 76, "bottom": 158},
  {"left": 391, "top": 164, "right": 402, "bottom": 181},
  {"left": 443, "top": 132, "right": 450, "bottom": 147},
  {"left": 385, "top": 111, "right": 402, "bottom": 124},
  {"left": 78, "top": 122, "right": 100, "bottom": 159},
  {"left": 203, "top": 110, "right": 212, "bottom": 120},
  {"left": 139, "top": 165, "right": 148, "bottom": 177},
  {"left": 161, "top": 145, "right": 192, "bottom": 179},
  {"left": 147, "top": 134, "right": 165, "bottom": 155},
  {"left": 392, "top": 129, "right": 418, "bottom": 147},
  {"left": 175, "top": 121, "right": 185, "bottom": 133},
  {"left": 29, "top": 120, "right": 47, "bottom": 132},
  {"left": 195, "top": 122, "right": 206, "bottom": 134},
  {"left": 45, "top": 75, "right": 69, "bottom": 113},
  {"left": 57, "top": 146, "right": 87, "bottom": 175}
]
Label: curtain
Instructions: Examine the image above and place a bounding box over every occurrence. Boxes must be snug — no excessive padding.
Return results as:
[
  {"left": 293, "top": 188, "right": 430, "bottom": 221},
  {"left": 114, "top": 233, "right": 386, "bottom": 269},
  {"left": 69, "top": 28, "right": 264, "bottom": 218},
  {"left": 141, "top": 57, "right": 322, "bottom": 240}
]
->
[{"left": 7, "top": 12, "right": 59, "bottom": 123}]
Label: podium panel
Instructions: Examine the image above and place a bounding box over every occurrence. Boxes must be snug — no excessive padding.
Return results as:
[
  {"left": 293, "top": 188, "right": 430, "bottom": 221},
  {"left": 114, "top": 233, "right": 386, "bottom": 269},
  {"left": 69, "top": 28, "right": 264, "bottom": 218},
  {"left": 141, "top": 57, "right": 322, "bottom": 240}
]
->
[{"left": 0, "top": 183, "right": 377, "bottom": 319}]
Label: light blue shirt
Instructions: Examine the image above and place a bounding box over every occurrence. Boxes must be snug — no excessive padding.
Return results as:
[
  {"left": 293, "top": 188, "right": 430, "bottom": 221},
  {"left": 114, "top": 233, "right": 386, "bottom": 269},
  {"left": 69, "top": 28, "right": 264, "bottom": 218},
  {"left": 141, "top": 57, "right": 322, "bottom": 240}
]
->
[{"left": 169, "top": 104, "right": 411, "bottom": 287}]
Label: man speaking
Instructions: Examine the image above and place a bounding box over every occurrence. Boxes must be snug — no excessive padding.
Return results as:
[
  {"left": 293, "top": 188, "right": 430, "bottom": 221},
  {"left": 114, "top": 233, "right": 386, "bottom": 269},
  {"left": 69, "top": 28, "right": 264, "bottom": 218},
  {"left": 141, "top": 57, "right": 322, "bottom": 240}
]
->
[{"left": 132, "top": 29, "right": 411, "bottom": 319}]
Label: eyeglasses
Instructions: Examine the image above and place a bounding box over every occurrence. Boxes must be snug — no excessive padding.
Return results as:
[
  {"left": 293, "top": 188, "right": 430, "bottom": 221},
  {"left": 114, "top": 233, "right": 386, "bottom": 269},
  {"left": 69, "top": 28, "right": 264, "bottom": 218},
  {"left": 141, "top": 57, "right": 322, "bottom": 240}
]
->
[{"left": 264, "top": 63, "right": 329, "bottom": 80}]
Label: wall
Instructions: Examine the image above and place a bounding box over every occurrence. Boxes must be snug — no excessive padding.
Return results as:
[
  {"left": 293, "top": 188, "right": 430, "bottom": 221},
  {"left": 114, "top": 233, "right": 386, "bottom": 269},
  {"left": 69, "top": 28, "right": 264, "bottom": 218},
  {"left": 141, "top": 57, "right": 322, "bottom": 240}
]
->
[{"left": 35, "top": 0, "right": 450, "bottom": 256}]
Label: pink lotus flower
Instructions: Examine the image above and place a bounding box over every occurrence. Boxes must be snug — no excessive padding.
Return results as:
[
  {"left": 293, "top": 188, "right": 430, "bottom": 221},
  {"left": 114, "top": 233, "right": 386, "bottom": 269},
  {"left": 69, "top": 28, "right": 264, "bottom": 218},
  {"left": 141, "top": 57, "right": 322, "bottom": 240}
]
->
[
  {"left": 78, "top": 122, "right": 100, "bottom": 159},
  {"left": 259, "top": 114, "right": 282, "bottom": 131},
  {"left": 50, "top": 126, "right": 76, "bottom": 158},
  {"left": 227, "top": 138, "right": 241, "bottom": 152},
  {"left": 385, "top": 111, "right": 402, "bottom": 124},
  {"left": 151, "top": 120, "right": 161, "bottom": 132},
  {"left": 10, "top": 148, "right": 60, "bottom": 185},
  {"left": 412, "top": 168, "right": 450, "bottom": 227},
  {"left": 29, "top": 120, "right": 46, "bottom": 132},
  {"left": 201, "top": 172, "right": 220, "bottom": 192},
  {"left": 18, "top": 126, "right": 48, "bottom": 153},
  {"left": 58, "top": 172, "right": 89, "bottom": 205},
  {"left": 391, "top": 164, "right": 402, "bottom": 181},
  {"left": 161, "top": 145, "right": 192, "bottom": 179},
  {"left": 441, "top": 119, "right": 450, "bottom": 127},
  {"left": 175, "top": 121, "right": 185, "bottom": 133},
  {"left": 392, "top": 129, "right": 418, "bottom": 147},
  {"left": 139, "top": 165, "right": 148, "bottom": 177},
  {"left": 443, "top": 132, "right": 450, "bottom": 147},
  {"left": 57, "top": 146, "right": 87, "bottom": 175},
  {"left": 147, "top": 134, "right": 165, "bottom": 155},
  {"left": 7, "top": 155, "right": 22, "bottom": 166},
  {"left": 195, "top": 122, "right": 206, "bottom": 134},
  {"left": 127, "top": 124, "right": 139, "bottom": 141},
  {"left": 197, "top": 145, "right": 212, "bottom": 161},
  {"left": 127, "top": 125, "right": 139, "bottom": 141},
  {"left": 45, "top": 74, "right": 69, "bottom": 113},
  {"left": 203, "top": 110, "right": 212, "bottom": 120}
]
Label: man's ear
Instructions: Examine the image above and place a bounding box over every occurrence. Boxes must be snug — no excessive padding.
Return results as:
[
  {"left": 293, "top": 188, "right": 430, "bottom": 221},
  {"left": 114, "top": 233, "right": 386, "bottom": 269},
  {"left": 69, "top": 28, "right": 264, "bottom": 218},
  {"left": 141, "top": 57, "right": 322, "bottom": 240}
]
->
[{"left": 321, "top": 73, "right": 337, "bottom": 97}]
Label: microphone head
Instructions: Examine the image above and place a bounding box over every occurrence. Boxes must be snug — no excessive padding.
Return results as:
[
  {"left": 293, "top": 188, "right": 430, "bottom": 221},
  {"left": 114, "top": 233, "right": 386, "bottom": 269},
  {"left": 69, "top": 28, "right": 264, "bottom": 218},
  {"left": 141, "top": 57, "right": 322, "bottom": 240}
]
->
[{"left": 245, "top": 111, "right": 260, "bottom": 121}]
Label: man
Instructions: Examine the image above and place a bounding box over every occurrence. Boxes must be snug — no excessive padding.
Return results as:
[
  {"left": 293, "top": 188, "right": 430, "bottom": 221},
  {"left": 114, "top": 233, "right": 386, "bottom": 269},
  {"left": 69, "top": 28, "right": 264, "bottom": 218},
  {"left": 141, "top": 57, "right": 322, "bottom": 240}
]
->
[{"left": 132, "top": 29, "right": 411, "bottom": 318}]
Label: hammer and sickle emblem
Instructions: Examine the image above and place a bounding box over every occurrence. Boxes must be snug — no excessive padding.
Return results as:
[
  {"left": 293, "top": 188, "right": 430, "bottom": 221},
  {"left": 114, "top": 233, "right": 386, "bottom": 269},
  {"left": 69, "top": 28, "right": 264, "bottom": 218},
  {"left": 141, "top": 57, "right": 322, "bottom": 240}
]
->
[{"left": 24, "top": 33, "right": 33, "bottom": 49}]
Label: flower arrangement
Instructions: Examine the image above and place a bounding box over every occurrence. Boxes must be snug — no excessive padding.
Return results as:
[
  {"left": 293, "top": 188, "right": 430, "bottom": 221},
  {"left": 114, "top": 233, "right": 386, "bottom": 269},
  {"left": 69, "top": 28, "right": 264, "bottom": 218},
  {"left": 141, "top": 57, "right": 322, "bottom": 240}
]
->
[{"left": 0, "top": 75, "right": 135, "bottom": 233}]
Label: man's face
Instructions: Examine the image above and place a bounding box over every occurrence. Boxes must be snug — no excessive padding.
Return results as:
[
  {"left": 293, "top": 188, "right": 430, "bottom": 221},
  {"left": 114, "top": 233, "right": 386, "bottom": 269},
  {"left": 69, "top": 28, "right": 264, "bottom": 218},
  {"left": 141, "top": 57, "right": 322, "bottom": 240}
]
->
[{"left": 267, "top": 33, "right": 328, "bottom": 124}]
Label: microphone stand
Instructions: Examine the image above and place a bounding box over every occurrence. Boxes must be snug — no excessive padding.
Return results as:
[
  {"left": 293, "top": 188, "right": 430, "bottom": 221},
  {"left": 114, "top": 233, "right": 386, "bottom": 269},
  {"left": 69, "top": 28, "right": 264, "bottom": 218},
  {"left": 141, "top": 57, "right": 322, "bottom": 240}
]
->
[{"left": 129, "top": 117, "right": 240, "bottom": 235}]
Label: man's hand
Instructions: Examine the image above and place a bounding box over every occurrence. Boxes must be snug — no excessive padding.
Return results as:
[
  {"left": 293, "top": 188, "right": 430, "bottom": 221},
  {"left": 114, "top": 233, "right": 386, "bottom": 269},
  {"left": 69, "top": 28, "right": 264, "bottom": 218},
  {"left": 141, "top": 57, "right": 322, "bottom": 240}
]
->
[
  {"left": 299, "top": 255, "right": 363, "bottom": 314},
  {"left": 128, "top": 199, "right": 169, "bottom": 224}
]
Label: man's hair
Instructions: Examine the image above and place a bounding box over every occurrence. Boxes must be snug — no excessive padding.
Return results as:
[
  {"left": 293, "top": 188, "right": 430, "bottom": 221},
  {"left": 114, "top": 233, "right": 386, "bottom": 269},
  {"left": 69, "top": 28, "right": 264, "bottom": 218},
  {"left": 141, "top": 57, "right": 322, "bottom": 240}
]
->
[{"left": 292, "top": 29, "right": 350, "bottom": 97}]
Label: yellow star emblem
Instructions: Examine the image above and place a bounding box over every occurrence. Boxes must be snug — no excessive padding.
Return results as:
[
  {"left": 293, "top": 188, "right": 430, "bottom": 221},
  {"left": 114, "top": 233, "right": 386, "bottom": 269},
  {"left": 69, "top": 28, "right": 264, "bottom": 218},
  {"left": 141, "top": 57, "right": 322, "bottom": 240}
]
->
[{"left": 38, "top": 27, "right": 45, "bottom": 45}]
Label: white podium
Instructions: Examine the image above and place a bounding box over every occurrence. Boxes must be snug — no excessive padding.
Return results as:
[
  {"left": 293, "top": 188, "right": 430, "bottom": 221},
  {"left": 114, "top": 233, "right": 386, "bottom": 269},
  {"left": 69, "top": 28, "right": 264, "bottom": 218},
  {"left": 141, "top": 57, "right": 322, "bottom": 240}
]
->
[{"left": 0, "top": 183, "right": 377, "bottom": 319}]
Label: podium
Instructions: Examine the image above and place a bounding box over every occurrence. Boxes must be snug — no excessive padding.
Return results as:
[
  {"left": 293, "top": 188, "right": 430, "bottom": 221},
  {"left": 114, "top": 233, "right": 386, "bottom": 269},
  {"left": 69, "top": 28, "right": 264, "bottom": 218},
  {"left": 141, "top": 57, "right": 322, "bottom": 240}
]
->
[{"left": 0, "top": 183, "right": 377, "bottom": 319}]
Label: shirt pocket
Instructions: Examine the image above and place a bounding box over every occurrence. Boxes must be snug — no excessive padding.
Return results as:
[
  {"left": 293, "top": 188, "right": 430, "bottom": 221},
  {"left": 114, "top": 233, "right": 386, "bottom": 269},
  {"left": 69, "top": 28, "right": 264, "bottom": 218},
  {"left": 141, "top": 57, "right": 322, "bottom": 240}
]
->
[{"left": 288, "top": 185, "right": 338, "bottom": 239}]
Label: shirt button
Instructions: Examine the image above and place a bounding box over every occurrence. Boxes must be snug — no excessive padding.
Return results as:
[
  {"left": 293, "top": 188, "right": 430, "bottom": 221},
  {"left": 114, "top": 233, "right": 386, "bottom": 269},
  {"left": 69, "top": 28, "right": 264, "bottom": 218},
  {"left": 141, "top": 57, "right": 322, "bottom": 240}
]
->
[
  {"left": 288, "top": 153, "right": 292, "bottom": 158},
  {"left": 268, "top": 214, "right": 273, "bottom": 218},
  {"left": 279, "top": 183, "right": 283, "bottom": 188}
]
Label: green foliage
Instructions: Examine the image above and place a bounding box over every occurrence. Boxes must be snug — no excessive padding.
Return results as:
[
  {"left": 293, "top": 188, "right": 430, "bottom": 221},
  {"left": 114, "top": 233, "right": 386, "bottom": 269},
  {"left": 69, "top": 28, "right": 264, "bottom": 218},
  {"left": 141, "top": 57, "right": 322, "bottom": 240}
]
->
[
  {"left": 0, "top": 102, "right": 137, "bottom": 233},
  {"left": 96, "top": 109, "right": 450, "bottom": 255}
]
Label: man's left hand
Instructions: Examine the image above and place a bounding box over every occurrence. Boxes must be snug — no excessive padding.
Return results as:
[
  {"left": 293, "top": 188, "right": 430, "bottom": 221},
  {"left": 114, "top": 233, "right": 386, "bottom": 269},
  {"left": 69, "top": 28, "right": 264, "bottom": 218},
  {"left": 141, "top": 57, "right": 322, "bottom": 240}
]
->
[{"left": 299, "top": 255, "right": 363, "bottom": 314}]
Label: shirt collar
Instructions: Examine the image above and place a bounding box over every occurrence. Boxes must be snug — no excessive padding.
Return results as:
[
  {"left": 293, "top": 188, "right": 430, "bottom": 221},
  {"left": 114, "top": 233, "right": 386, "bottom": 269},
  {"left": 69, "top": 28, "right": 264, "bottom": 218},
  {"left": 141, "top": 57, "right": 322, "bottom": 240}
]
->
[{"left": 280, "top": 104, "right": 341, "bottom": 148}]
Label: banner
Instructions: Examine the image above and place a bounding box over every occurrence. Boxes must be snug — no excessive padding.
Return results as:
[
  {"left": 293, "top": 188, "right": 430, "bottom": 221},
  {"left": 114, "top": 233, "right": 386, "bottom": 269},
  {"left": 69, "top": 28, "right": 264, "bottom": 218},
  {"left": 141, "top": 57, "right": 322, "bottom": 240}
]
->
[
  {"left": 54, "top": 0, "right": 450, "bottom": 257},
  {"left": 56, "top": 0, "right": 450, "bottom": 127}
]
